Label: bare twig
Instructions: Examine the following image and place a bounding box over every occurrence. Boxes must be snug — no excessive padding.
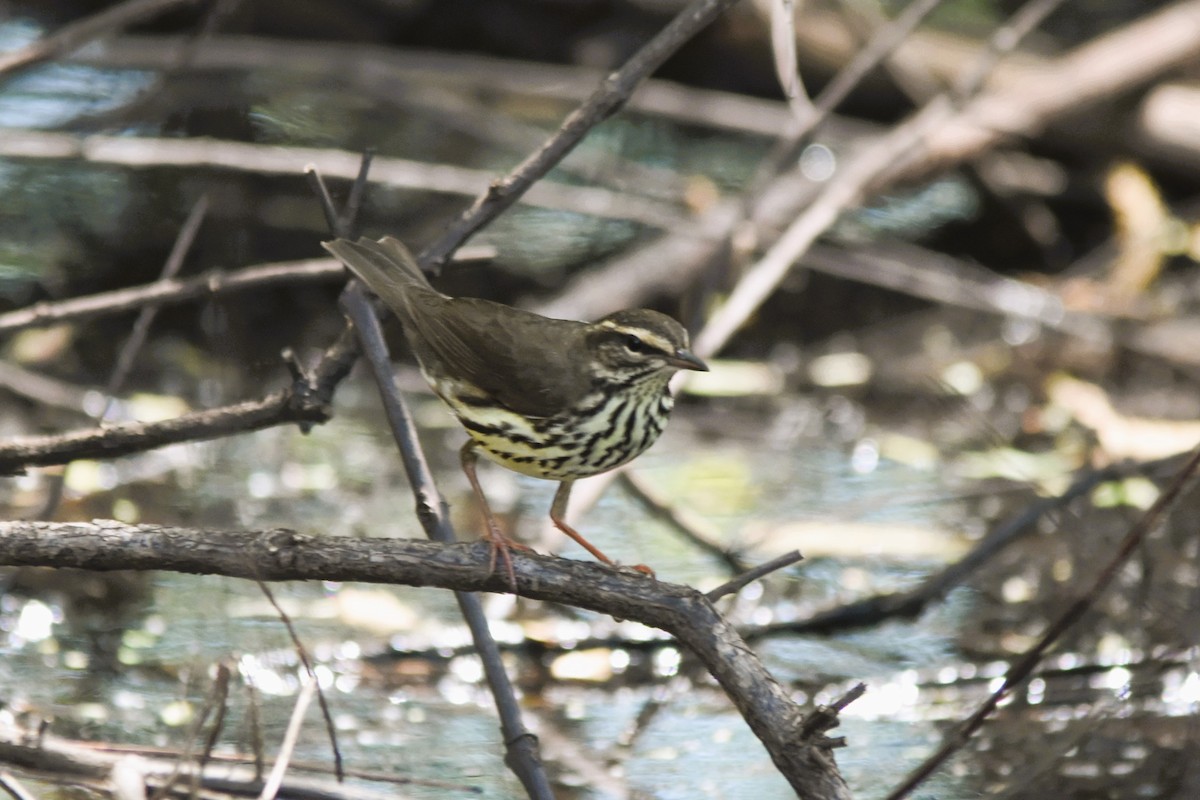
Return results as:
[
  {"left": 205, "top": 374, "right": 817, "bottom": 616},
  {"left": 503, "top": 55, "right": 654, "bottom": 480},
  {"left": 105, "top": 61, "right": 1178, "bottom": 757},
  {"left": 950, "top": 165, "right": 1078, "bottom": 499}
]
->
[
  {"left": 800, "top": 683, "right": 866, "bottom": 745},
  {"left": 0, "top": 258, "right": 344, "bottom": 336},
  {"left": 306, "top": 165, "right": 343, "bottom": 236},
  {"left": 0, "top": 0, "right": 202, "bottom": 77},
  {"left": 0, "top": 772, "right": 37, "bottom": 800},
  {"left": 952, "top": 0, "right": 1068, "bottom": 100},
  {"left": 0, "top": 131, "right": 690, "bottom": 232},
  {"left": 147, "top": 661, "right": 232, "bottom": 800},
  {"left": 883, "top": 445, "right": 1200, "bottom": 800},
  {"left": 197, "top": 663, "right": 232, "bottom": 782},
  {"left": 706, "top": 551, "right": 804, "bottom": 602},
  {"left": 747, "top": 455, "right": 1178, "bottom": 639},
  {"left": 255, "top": 580, "right": 344, "bottom": 782},
  {"left": 245, "top": 682, "right": 264, "bottom": 781},
  {"left": 416, "top": 0, "right": 744, "bottom": 270},
  {"left": 0, "top": 361, "right": 91, "bottom": 411},
  {"left": 0, "top": 388, "right": 331, "bottom": 475},
  {"left": 0, "top": 250, "right": 491, "bottom": 336},
  {"left": 259, "top": 675, "right": 317, "bottom": 800},
  {"left": 338, "top": 149, "right": 376, "bottom": 237},
  {"left": 748, "top": 0, "right": 949, "bottom": 195},
  {"left": 799, "top": 241, "right": 1103, "bottom": 338},
  {"left": 104, "top": 194, "right": 209, "bottom": 412},
  {"left": 618, "top": 469, "right": 748, "bottom": 573}
]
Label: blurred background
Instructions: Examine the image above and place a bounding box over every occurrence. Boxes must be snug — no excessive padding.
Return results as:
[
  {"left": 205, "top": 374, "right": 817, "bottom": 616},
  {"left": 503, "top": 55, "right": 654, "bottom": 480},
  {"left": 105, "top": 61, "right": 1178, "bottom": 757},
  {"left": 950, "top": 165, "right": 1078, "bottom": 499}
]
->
[{"left": 1, "top": 1, "right": 1200, "bottom": 797}]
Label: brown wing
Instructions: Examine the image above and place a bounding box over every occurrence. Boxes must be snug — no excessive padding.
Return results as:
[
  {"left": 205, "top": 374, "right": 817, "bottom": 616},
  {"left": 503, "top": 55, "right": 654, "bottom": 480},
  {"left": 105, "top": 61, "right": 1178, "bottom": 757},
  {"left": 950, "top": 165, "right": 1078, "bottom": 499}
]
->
[
  {"left": 407, "top": 296, "right": 592, "bottom": 418},
  {"left": 324, "top": 235, "right": 590, "bottom": 417}
]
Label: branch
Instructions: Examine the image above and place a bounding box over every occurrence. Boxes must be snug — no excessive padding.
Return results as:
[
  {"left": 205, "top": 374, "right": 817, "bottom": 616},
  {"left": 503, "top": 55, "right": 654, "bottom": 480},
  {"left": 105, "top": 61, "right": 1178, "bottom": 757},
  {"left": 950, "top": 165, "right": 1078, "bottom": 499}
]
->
[
  {"left": 883, "top": 444, "right": 1200, "bottom": 799},
  {"left": 78, "top": 35, "right": 794, "bottom": 137},
  {"left": 0, "top": 0, "right": 202, "bottom": 77},
  {"left": 746, "top": 457, "right": 1145, "bottom": 639},
  {"left": 0, "top": 384, "right": 327, "bottom": 475},
  {"left": 0, "top": 258, "right": 344, "bottom": 335},
  {"left": 541, "top": 0, "right": 1200, "bottom": 326},
  {"left": 0, "top": 131, "right": 689, "bottom": 232},
  {"left": 0, "top": 520, "right": 853, "bottom": 800},
  {"left": 416, "top": 0, "right": 744, "bottom": 269},
  {"left": 340, "top": 259, "right": 556, "bottom": 799},
  {"left": 0, "top": 300, "right": 364, "bottom": 473},
  {"left": 691, "top": 0, "right": 1073, "bottom": 359}
]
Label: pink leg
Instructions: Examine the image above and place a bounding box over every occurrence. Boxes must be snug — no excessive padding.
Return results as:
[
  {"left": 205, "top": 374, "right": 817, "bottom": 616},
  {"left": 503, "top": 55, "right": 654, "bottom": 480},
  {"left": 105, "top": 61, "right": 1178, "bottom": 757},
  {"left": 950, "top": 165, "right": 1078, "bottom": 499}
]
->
[
  {"left": 549, "top": 481, "right": 654, "bottom": 577},
  {"left": 460, "top": 441, "right": 529, "bottom": 587}
]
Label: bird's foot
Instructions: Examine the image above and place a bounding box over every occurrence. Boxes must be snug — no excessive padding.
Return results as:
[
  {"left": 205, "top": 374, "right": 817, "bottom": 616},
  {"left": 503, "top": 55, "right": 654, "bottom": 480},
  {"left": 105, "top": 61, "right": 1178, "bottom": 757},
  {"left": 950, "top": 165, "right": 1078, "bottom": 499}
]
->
[
  {"left": 480, "top": 526, "right": 532, "bottom": 590},
  {"left": 628, "top": 563, "right": 656, "bottom": 578}
]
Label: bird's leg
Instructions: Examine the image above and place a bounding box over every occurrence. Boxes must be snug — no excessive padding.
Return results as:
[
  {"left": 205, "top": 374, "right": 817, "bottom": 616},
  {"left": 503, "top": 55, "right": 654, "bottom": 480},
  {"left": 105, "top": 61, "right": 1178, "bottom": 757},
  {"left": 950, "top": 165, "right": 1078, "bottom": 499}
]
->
[
  {"left": 460, "top": 440, "right": 528, "bottom": 588},
  {"left": 549, "top": 481, "right": 655, "bottom": 577}
]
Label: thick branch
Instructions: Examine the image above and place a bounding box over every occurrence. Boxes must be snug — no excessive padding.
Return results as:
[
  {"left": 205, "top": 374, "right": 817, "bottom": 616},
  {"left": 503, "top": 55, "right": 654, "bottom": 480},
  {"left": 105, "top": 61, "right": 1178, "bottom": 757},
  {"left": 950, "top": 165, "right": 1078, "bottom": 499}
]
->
[{"left": 0, "top": 520, "right": 852, "bottom": 799}]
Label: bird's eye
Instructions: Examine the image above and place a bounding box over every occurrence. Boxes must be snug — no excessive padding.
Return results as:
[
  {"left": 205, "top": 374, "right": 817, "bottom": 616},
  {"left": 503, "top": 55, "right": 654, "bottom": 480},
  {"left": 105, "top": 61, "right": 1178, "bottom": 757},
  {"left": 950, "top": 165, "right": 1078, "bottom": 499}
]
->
[{"left": 624, "top": 334, "right": 646, "bottom": 353}]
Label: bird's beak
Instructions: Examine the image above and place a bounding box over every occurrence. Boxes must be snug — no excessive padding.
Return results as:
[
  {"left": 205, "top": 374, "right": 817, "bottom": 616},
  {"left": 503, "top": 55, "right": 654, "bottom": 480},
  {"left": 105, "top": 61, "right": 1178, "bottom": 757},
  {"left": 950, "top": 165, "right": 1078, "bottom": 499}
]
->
[{"left": 668, "top": 348, "right": 709, "bottom": 372}]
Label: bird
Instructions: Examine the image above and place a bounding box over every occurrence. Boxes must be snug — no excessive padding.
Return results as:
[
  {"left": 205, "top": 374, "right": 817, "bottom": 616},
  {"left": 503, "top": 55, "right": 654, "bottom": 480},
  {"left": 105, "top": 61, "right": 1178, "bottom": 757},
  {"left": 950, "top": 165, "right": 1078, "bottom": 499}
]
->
[{"left": 324, "top": 235, "right": 708, "bottom": 583}]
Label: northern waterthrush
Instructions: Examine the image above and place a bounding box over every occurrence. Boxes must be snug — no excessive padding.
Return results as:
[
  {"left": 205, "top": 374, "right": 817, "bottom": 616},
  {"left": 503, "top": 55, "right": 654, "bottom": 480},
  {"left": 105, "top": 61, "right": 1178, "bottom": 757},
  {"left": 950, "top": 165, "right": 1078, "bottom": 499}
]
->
[{"left": 325, "top": 235, "right": 707, "bottom": 580}]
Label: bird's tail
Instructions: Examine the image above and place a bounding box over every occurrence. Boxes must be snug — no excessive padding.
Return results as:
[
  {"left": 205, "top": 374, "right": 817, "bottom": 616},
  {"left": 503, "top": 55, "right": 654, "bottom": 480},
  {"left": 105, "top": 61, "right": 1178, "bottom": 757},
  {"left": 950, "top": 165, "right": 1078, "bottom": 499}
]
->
[{"left": 322, "top": 236, "right": 436, "bottom": 309}]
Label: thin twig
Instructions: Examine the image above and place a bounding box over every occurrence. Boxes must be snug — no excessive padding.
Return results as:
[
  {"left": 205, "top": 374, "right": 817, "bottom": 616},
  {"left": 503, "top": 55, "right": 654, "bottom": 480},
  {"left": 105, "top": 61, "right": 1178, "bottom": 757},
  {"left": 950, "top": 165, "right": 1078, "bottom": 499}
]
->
[
  {"left": 0, "top": 0, "right": 202, "bottom": 77},
  {"left": 147, "top": 660, "right": 231, "bottom": 800},
  {"left": 258, "top": 675, "right": 318, "bottom": 800},
  {"left": 0, "top": 361, "right": 91, "bottom": 411},
  {"left": 706, "top": 551, "right": 804, "bottom": 602},
  {"left": 800, "top": 682, "right": 866, "bottom": 743},
  {"left": 747, "top": 455, "right": 1174, "bottom": 639},
  {"left": 952, "top": 0, "right": 1067, "bottom": 100},
  {"left": 416, "top": 0, "right": 744, "bottom": 270},
  {"left": 0, "top": 251, "right": 491, "bottom": 336},
  {"left": 246, "top": 682, "right": 264, "bottom": 782},
  {"left": 0, "top": 772, "right": 38, "bottom": 800},
  {"left": 0, "top": 131, "right": 691, "bottom": 232},
  {"left": 256, "top": 579, "right": 344, "bottom": 782},
  {"left": 197, "top": 662, "right": 232, "bottom": 781},
  {"left": 306, "top": 165, "right": 342, "bottom": 235},
  {"left": 0, "top": 389, "right": 332, "bottom": 474},
  {"left": 883, "top": 445, "right": 1200, "bottom": 800},
  {"left": 0, "top": 258, "right": 343, "bottom": 335},
  {"left": 339, "top": 149, "right": 376, "bottom": 237},
  {"left": 747, "top": 0, "right": 949, "bottom": 197},
  {"left": 690, "top": 0, "right": 1070, "bottom": 360},
  {"left": 104, "top": 194, "right": 210, "bottom": 413},
  {"left": 618, "top": 469, "right": 748, "bottom": 573}
]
